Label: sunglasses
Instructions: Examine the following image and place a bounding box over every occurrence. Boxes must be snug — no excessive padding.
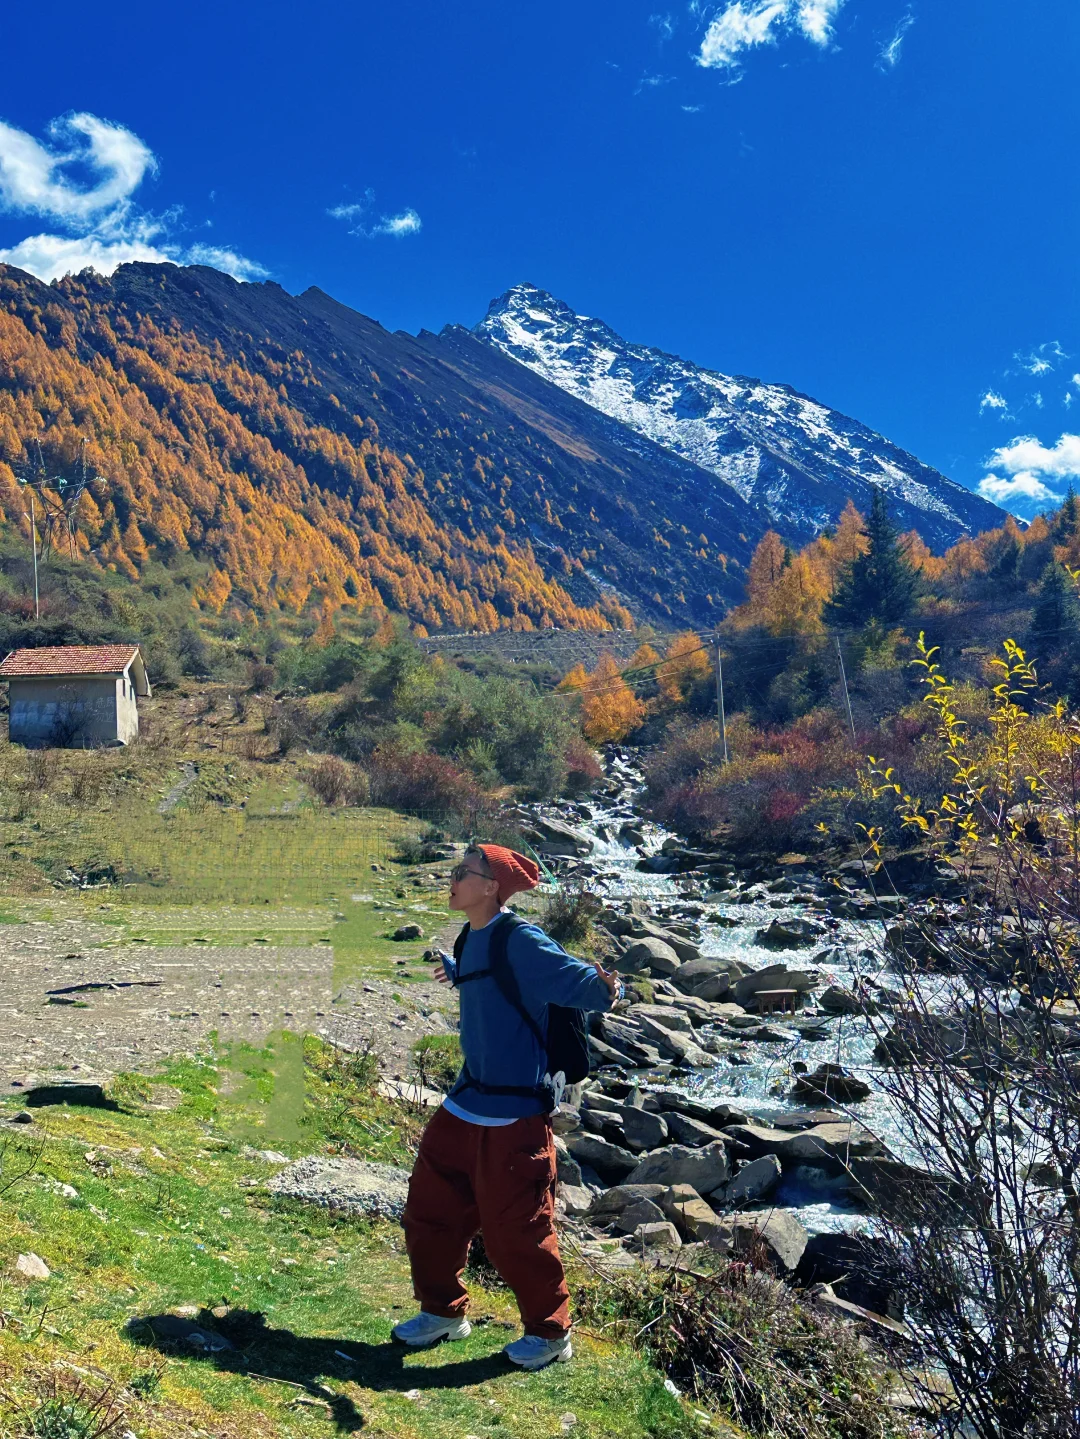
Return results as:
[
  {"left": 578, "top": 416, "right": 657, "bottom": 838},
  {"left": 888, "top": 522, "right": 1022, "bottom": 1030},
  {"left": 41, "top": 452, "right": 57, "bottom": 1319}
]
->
[{"left": 450, "top": 862, "right": 492, "bottom": 883}]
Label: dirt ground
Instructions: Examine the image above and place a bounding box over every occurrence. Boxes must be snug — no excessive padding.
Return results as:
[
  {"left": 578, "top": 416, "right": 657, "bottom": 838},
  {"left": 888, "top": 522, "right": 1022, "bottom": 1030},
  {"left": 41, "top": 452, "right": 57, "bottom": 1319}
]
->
[{"left": 0, "top": 910, "right": 459, "bottom": 1095}]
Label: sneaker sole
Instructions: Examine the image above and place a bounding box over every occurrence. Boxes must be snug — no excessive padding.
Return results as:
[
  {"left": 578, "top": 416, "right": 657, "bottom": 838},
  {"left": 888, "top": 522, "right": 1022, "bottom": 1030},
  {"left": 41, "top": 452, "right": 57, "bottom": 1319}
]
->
[
  {"left": 507, "top": 1345, "right": 573, "bottom": 1371},
  {"left": 392, "top": 1323, "right": 472, "bottom": 1349}
]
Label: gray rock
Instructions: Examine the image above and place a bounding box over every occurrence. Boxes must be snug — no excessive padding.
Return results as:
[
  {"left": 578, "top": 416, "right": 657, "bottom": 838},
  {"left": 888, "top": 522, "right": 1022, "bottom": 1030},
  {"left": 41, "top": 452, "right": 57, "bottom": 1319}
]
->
[
  {"left": 672, "top": 958, "right": 743, "bottom": 996},
  {"left": 727, "top": 1154, "right": 782, "bottom": 1205},
  {"left": 598, "top": 1019, "right": 664, "bottom": 1069},
  {"left": 621, "top": 938, "right": 682, "bottom": 977},
  {"left": 733, "top": 964, "right": 816, "bottom": 1007},
  {"left": 554, "top": 1136, "right": 584, "bottom": 1187},
  {"left": 564, "top": 1133, "right": 639, "bottom": 1182},
  {"left": 723, "top": 1122, "right": 883, "bottom": 1167},
  {"left": 391, "top": 923, "right": 424, "bottom": 941},
  {"left": 658, "top": 1184, "right": 728, "bottom": 1242},
  {"left": 552, "top": 1107, "right": 581, "bottom": 1135},
  {"left": 587, "top": 1183, "right": 668, "bottom": 1217},
  {"left": 528, "top": 816, "right": 594, "bottom": 856},
  {"left": 632, "top": 1221, "right": 681, "bottom": 1249},
  {"left": 613, "top": 1198, "right": 667, "bottom": 1233},
  {"left": 620, "top": 1107, "right": 669, "bottom": 1152},
  {"left": 662, "top": 1111, "right": 728, "bottom": 1148},
  {"left": 791, "top": 1063, "right": 872, "bottom": 1104},
  {"left": 267, "top": 1156, "right": 410, "bottom": 1219},
  {"left": 728, "top": 1209, "right": 809, "bottom": 1273},
  {"left": 628, "top": 1003, "right": 694, "bottom": 1034},
  {"left": 753, "top": 918, "right": 825, "bottom": 950},
  {"left": 819, "top": 985, "right": 864, "bottom": 1015},
  {"left": 557, "top": 1184, "right": 594, "bottom": 1217},
  {"left": 628, "top": 1141, "right": 730, "bottom": 1192}
]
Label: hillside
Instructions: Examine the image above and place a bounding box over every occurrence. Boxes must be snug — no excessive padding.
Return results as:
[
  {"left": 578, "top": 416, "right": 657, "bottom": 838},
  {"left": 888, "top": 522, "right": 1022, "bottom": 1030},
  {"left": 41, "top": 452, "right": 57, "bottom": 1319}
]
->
[
  {"left": 0, "top": 262, "right": 774, "bottom": 633},
  {"left": 472, "top": 284, "right": 1005, "bottom": 549}
]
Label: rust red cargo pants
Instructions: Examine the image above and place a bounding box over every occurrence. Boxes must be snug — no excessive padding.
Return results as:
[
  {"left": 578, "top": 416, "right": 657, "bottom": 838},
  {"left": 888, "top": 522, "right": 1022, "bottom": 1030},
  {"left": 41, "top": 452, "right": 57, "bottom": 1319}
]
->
[{"left": 402, "top": 1106, "right": 571, "bottom": 1339}]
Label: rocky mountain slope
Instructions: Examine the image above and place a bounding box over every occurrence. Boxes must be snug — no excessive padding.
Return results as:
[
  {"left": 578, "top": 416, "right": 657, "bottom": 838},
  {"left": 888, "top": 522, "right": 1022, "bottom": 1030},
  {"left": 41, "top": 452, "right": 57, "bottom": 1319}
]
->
[
  {"left": 0, "top": 262, "right": 767, "bottom": 630},
  {"left": 472, "top": 283, "right": 1004, "bottom": 550}
]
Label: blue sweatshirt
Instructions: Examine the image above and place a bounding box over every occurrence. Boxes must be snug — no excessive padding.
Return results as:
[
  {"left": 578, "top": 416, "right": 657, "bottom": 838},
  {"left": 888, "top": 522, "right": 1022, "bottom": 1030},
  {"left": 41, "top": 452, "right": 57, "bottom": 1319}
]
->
[{"left": 441, "top": 918, "right": 616, "bottom": 1120}]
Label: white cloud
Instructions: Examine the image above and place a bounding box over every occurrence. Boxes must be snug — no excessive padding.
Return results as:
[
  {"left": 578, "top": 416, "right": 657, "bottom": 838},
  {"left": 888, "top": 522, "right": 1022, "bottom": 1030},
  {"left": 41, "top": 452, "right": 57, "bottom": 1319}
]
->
[
  {"left": 185, "top": 244, "right": 270, "bottom": 281},
  {"left": 977, "top": 472, "right": 1058, "bottom": 510},
  {"left": 635, "top": 73, "right": 676, "bottom": 93},
  {"left": 1013, "top": 340, "right": 1067, "bottom": 376},
  {"left": 328, "top": 193, "right": 422, "bottom": 240},
  {"left": 375, "top": 209, "right": 422, "bottom": 238},
  {"left": 696, "top": 0, "right": 844, "bottom": 70},
  {"left": 0, "top": 112, "right": 155, "bottom": 223},
  {"left": 878, "top": 11, "right": 915, "bottom": 69},
  {"left": 0, "top": 112, "right": 266, "bottom": 283},
  {"left": 987, "top": 433, "right": 1080, "bottom": 480},
  {"left": 980, "top": 389, "right": 1009, "bottom": 413},
  {"left": 978, "top": 432, "right": 1080, "bottom": 515},
  {"left": 649, "top": 12, "right": 675, "bottom": 40}
]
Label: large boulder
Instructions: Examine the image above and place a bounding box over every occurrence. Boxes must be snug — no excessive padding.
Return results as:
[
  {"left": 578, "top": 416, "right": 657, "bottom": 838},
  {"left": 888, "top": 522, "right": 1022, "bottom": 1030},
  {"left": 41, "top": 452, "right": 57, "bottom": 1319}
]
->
[
  {"left": 628, "top": 918, "right": 701, "bottom": 964},
  {"left": 526, "top": 815, "right": 594, "bottom": 856},
  {"left": 733, "top": 963, "right": 816, "bottom": 1008},
  {"left": 633, "top": 1221, "right": 681, "bottom": 1250},
  {"left": 661, "top": 1111, "right": 729, "bottom": 1148},
  {"left": 620, "top": 937, "right": 682, "bottom": 977},
  {"left": 790, "top": 1063, "right": 872, "bottom": 1104},
  {"left": 553, "top": 1135, "right": 583, "bottom": 1187},
  {"left": 557, "top": 1184, "right": 594, "bottom": 1218},
  {"left": 754, "top": 918, "right": 825, "bottom": 950},
  {"left": 564, "top": 1133, "right": 639, "bottom": 1183},
  {"left": 620, "top": 1107, "right": 669, "bottom": 1152},
  {"left": 723, "top": 1122, "right": 883, "bottom": 1168},
  {"left": 794, "top": 1231, "right": 906, "bottom": 1319},
  {"left": 726, "top": 1154, "right": 782, "bottom": 1205},
  {"left": 613, "top": 1198, "right": 667, "bottom": 1234},
  {"left": 628, "top": 1141, "right": 730, "bottom": 1192},
  {"left": 725, "top": 1210, "right": 809, "bottom": 1273},
  {"left": 658, "top": 1184, "right": 728, "bottom": 1242},
  {"left": 597, "top": 1018, "right": 663, "bottom": 1068},
  {"left": 819, "top": 985, "right": 864, "bottom": 1015},
  {"left": 672, "top": 958, "right": 745, "bottom": 996},
  {"left": 587, "top": 1183, "right": 667, "bottom": 1218},
  {"left": 628, "top": 1004, "right": 694, "bottom": 1034},
  {"left": 634, "top": 1016, "right": 713, "bottom": 1067}
]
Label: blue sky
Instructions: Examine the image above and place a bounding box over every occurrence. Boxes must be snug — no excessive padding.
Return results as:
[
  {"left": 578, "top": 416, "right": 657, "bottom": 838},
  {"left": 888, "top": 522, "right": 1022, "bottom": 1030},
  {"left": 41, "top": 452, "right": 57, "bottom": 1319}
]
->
[{"left": 1, "top": 1, "right": 1076, "bottom": 521}]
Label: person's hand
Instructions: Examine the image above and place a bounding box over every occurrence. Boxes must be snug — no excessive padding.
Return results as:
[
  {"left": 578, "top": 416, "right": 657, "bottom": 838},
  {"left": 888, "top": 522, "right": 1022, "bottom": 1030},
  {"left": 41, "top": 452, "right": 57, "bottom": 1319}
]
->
[
  {"left": 592, "top": 961, "right": 620, "bottom": 1001},
  {"left": 430, "top": 950, "right": 453, "bottom": 985}
]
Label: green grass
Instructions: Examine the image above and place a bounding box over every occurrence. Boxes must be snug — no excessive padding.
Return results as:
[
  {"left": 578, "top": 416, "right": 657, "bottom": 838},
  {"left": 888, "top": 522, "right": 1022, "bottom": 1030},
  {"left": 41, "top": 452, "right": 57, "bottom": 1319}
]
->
[{"left": 0, "top": 1043, "right": 704, "bottom": 1439}]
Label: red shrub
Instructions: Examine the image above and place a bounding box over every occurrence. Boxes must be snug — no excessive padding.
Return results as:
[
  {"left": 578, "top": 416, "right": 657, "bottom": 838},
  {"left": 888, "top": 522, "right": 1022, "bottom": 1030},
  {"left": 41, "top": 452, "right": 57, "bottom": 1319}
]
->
[
  {"left": 367, "top": 745, "right": 483, "bottom": 828},
  {"left": 564, "top": 735, "right": 603, "bottom": 794}
]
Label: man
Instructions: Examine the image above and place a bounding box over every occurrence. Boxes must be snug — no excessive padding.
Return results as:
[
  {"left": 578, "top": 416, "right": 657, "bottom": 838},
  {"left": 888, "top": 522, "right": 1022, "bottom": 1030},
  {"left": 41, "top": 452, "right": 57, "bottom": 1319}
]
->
[{"left": 392, "top": 843, "right": 620, "bottom": 1370}]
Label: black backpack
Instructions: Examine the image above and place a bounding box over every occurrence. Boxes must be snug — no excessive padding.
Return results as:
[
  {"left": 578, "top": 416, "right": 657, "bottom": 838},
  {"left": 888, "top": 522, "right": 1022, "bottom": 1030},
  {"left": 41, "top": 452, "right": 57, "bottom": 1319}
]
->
[{"left": 452, "top": 913, "right": 591, "bottom": 1110}]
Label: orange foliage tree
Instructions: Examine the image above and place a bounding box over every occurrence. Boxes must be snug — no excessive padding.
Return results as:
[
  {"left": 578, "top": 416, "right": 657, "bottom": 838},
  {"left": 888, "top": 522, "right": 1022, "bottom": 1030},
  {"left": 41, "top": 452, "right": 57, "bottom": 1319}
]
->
[
  {"left": 657, "top": 631, "right": 712, "bottom": 702},
  {"left": 558, "top": 652, "right": 644, "bottom": 743}
]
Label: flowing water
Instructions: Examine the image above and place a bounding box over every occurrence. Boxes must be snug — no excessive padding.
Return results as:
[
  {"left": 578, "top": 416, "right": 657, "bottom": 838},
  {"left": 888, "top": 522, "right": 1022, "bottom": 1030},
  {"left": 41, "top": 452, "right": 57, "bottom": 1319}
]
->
[{"left": 546, "top": 755, "right": 957, "bottom": 1232}]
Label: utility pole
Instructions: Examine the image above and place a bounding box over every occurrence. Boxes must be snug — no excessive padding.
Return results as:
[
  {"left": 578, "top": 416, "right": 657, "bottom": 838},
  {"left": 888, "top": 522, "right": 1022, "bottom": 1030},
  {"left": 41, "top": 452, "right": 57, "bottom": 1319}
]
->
[
  {"left": 715, "top": 640, "right": 729, "bottom": 763},
  {"left": 834, "top": 633, "right": 856, "bottom": 741},
  {"left": 22, "top": 487, "right": 40, "bottom": 621}
]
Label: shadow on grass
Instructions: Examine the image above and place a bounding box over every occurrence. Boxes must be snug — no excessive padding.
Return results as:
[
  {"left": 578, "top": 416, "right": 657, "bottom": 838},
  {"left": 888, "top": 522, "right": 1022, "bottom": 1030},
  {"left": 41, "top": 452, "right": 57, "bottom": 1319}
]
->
[{"left": 128, "top": 1308, "right": 511, "bottom": 1433}]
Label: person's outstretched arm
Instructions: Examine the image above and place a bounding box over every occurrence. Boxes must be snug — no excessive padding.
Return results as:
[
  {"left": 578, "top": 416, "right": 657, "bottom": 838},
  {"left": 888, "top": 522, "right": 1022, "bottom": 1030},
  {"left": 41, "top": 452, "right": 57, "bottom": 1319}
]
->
[{"left": 510, "top": 924, "right": 620, "bottom": 1014}]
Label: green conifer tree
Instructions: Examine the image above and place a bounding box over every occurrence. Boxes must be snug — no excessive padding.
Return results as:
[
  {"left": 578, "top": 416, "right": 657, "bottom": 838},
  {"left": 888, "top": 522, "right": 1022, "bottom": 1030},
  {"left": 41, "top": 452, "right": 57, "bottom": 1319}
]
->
[
  {"left": 1029, "top": 562, "right": 1080, "bottom": 657},
  {"left": 825, "top": 488, "right": 919, "bottom": 628},
  {"left": 1052, "top": 485, "right": 1079, "bottom": 543}
]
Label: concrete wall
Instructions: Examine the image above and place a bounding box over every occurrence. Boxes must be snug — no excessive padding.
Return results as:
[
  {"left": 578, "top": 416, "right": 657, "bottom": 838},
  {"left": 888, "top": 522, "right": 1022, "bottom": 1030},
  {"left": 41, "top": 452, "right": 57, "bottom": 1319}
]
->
[{"left": 7, "top": 674, "right": 133, "bottom": 746}]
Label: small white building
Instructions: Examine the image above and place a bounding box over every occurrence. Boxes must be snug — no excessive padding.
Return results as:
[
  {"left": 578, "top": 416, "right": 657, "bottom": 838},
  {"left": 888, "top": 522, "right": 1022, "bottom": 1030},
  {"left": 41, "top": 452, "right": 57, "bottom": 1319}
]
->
[{"left": 0, "top": 644, "right": 151, "bottom": 747}]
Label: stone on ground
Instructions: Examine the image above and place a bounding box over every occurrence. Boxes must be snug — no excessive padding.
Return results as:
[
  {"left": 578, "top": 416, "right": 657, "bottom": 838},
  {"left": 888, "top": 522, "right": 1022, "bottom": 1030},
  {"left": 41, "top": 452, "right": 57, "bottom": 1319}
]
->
[
  {"left": 620, "top": 937, "right": 682, "bottom": 977},
  {"left": 662, "top": 1110, "right": 728, "bottom": 1148},
  {"left": 628, "top": 1140, "right": 730, "bottom": 1192},
  {"left": 15, "top": 1253, "right": 50, "bottom": 1279},
  {"left": 564, "top": 1132, "right": 639, "bottom": 1182},
  {"left": 633, "top": 1221, "right": 681, "bottom": 1249},
  {"left": 620, "top": 1106, "right": 669, "bottom": 1152},
  {"left": 613, "top": 1198, "right": 667, "bottom": 1233},
  {"left": 727, "top": 1154, "right": 782, "bottom": 1205},
  {"left": 658, "top": 1184, "right": 727, "bottom": 1242},
  {"left": 587, "top": 1183, "right": 668, "bottom": 1217}
]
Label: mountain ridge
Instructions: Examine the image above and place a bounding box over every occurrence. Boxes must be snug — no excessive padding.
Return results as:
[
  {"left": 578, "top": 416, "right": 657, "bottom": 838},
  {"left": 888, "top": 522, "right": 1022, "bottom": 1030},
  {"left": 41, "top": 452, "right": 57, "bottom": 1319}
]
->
[{"left": 471, "top": 282, "right": 1005, "bottom": 550}]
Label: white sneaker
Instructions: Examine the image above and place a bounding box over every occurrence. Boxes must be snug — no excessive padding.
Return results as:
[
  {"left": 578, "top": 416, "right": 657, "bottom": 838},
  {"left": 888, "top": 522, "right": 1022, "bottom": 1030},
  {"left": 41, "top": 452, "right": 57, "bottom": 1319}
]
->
[
  {"left": 503, "top": 1333, "right": 573, "bottom": 1370},
  {"left": 391, "top": 1311, "right": 472, "bottom": 1348}
]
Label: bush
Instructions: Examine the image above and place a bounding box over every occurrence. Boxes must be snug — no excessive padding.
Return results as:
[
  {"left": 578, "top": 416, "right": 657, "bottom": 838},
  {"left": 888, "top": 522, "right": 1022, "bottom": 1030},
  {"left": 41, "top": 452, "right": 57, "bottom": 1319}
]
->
[
  {"left": 306, "top": 755, "right": 355, "bottom": 806},
  {"left": 542, "top": 885, "right": 601, "bottom": 950},
  {"left": 367, "top": 745, "right": 483, "bottom": 828},
  {"left": 411, "top": 1034, "right": 462, "bottom": 1092},
  {"left": 576, "top": 1261, "right": 911, "bottom": 1439},
  {"left": 563, "top": 734, "right": 603, "bottom": 795}
]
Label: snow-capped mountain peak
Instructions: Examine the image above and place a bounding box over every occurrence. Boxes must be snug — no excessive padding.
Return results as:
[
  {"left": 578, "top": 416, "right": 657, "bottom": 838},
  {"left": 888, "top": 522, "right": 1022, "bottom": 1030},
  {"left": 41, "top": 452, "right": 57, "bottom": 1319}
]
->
[{"left": 472, "top": 284, "right": 1004, "bottom": 548}]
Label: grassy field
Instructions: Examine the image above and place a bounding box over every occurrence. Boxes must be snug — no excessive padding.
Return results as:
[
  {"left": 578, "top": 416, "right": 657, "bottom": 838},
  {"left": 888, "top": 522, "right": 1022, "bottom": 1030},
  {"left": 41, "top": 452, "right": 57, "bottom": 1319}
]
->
[{"left": 0, "top": 1043, "right": 707, "bottom": 1439}]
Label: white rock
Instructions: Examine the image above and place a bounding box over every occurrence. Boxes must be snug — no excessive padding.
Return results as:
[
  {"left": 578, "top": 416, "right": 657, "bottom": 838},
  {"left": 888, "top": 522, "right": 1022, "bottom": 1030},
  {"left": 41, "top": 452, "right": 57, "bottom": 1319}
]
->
[{"left": 16, "top": 1253, "right": 50, "bottom": 1279}]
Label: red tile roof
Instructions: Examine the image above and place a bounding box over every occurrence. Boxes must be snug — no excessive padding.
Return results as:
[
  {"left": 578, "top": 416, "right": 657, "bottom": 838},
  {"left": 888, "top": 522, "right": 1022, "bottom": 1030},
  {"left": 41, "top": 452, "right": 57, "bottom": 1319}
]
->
[{"left": 0, "top": 645, "right": 142, "bottom": 678}]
